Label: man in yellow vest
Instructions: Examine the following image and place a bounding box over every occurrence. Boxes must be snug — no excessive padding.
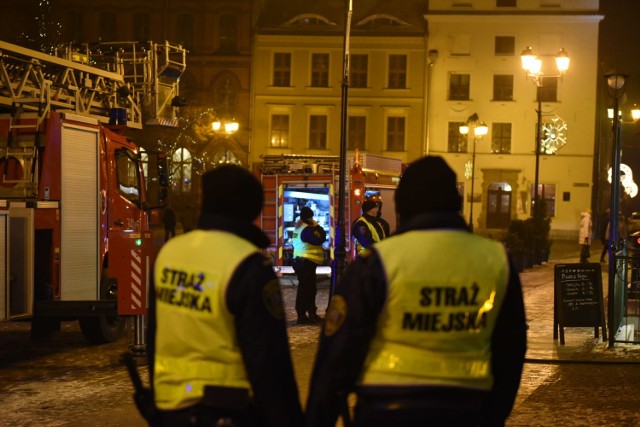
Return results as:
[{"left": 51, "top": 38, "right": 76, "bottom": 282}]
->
[
  {"left": 292, "top": 206, "right": 327, "bottom": 325},
  {"left": 147, "top": 165, "right": 303, "bottom": 426},
  {"left": 306, "top": 156, "right": 527, "bottom": 427},
  {"left": 352, "top": 197, "right": 388, "bottom": 255}
]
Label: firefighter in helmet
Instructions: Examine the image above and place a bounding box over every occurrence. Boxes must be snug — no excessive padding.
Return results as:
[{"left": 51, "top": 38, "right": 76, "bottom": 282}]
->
[
  {"left": 147, "top": 165, "right": 303, "bottom": 426},
  {"left": 351, "top": 194, "right": 389, "bottom": 255}
]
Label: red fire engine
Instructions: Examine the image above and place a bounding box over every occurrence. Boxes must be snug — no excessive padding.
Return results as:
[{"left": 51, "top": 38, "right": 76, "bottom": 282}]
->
[
  {"left": 254, "top": 153, "right": 402, "bottom": 268},
  {"left": 0, "top": 40, "right": 185, "bottom": 344}
]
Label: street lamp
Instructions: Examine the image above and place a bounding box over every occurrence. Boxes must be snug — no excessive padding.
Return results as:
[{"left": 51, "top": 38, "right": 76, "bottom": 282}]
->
[
  {"left": 459, "top": 113, "right": 488, "bottom": 232},
  {"left": 211, "top": 116, "right": 239, "bottom": 135},
  {"left": 521, "top": 46, "right": 570, "bottom": 261}
]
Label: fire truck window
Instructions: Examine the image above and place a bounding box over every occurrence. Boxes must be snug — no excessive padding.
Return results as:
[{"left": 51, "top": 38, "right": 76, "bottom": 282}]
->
[{"left": 116, "top": 149, "right": 140, "bottom": 203}]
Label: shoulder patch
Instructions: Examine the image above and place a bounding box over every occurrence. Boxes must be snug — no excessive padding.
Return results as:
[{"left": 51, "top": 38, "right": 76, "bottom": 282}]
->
[
  {"left": 324, "top": 295, "right": 348, "bottom": 337},
  {"left": 262, "top": 279, "right": 284, "bottom": 320}
]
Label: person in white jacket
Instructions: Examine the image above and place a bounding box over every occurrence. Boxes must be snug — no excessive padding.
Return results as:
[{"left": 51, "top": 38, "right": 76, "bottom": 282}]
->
[{"left": 579, "top": 209, "right": 593, "bottom": 263}]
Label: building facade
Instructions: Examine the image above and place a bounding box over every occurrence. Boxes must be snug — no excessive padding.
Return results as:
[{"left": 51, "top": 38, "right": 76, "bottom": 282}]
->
[
  {"left": 426, "top": 0, "right": 602, "bottom": 238},
  {"left": 251, "top": 0, "right": 428, "bottom": 168}
]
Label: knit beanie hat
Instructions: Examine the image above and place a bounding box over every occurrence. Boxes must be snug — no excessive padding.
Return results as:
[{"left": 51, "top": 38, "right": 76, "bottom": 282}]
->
[
  {"left": 395, "top": 156, "right": 462, "bottom": 219},
  {"left": 201, "top": 165, "right": 263, "bottom": 222},
  {"left": 300, "top": 207, "right": 314, "bottom": 220},
  {"left": 362, "top": 200, "right": 378, "bottom": 214}
]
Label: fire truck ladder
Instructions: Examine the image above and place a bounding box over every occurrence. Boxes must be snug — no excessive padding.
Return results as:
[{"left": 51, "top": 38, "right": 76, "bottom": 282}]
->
[
  {"left": 84, "top": 40, "right": 186, "bottom": 127},
  {"left": 0, "top": 39, "right": 140, "bottom": 128}
]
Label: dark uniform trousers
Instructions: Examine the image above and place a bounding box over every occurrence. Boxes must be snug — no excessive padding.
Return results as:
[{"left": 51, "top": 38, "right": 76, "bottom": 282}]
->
[
  {"left": 293, "top": 257, "right": 318, "bottom": 316},
  {"left": 353, "top": 387, "right": 491, "bottom": 427}
]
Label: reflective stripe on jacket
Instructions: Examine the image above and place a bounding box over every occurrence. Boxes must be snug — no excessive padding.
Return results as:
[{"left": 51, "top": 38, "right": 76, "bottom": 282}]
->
[
  {"left": 359, "top": 229, "right": 509, "bottom": 390},
  {"left": 153, "top": 230, "right": 256, "bottom": 410},
  {"left": 292, "top": 222, "right": 325, "bottom": 264}
]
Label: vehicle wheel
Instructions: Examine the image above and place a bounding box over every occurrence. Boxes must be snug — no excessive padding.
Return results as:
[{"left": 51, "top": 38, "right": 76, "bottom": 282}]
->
[
  {"left": 79, "top": 315, "right": 125, "bottom": 344},
  {"left": 31, "top": 318, "right": 61, "bottom": 342}
]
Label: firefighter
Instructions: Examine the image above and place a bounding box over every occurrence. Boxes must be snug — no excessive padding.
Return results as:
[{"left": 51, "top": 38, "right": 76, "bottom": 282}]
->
[
  {"left": 147, "top": 165, "right": 303, "bottom": 427},
  {"left": 292, "top": 206, "right": 327, "bottom": 325},
  {"left": 306, "top": 156, "right": 527, "bottom": 427},
  {"left": 351, "top": 196, "right": 388, "bottom": 255}
]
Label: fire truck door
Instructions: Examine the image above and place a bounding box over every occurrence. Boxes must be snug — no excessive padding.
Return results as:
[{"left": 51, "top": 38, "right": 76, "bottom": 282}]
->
[
  {"left": 108, "top": 148, "right": 148, "bottom": 316},
  {"left": 4, "top": 207, "right": 34, "bottom": 319}
]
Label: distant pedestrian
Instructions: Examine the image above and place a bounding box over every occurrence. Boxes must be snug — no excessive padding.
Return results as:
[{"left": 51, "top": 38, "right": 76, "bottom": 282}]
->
[
  {"left": 306, "top": 156, "right": 527, "bottom": 427},
  {"left": 292, "top": 206, "right": 326, "bottom": 325},
  {"left": 579, "top": 209, "right": 592, "bottom": 263},
  {"left": 162, "top": 206, "right": 176, "bottom": 242}
]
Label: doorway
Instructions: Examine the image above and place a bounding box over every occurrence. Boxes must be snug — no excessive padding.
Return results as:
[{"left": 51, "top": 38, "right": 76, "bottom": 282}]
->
[{"left": 487, "top": 182, "right": 512, "bottom": 229}]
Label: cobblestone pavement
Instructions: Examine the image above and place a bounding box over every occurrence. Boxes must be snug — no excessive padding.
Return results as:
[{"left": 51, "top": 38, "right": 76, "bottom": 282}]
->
[{"left": 2, "top": 239, "right": 640, "bottom": 426}]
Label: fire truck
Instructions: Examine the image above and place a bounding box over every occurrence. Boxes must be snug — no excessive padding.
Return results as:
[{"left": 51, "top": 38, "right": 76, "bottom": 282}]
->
[
  {"left": 0, "top": 40, "right": 186, "bottom": 344},
  {"left": 255, "top": 153, "right": 402, "bottom": 267}
]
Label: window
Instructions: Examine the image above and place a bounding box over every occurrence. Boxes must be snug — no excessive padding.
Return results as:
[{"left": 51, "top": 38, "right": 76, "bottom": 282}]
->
[
  {"left": 273, "top": 53, "right": 291, "bottom": 87},
  {"left": 493, "top": 75, "right": 514, "bottom": 101},
  {"left": 270, "top": 114, "right": 290, "bottom": 148},
  {"left": 348, "top": 116, "right": 366, "bottom": 151},
  {"left": 171, "top": 148, "right": 192, "bottom": 193},
  {"left": 311, "top": 53, "right": 329, "bottom": 87},
  {"left": 491, "top": 123, "right": 512, "bottom": 154},
  {"left": 449, "top": 74, "right": 470, "bottom": 100},
  {"left": 116, "top": 149, "right": 140, "bottom": 203},
  {"left": 497, "top": 0, "right": 517, "bottom": 6},
  {"left": 99, "top": 11, "right": 117, "bottom": 41},
  {"left": 386, "top": 117, "right": 405, "bottom": 151},
  {"left": 388, "top": 54, "right": 407, "bottom": 89},
  {"left": 219, "top": 14, "right": 238, "bottom": 52},
  {"left": 531, "top": 184, "right": 556, "bottom": 217},
  {"left": 448, "top": 122, "right": 468, "bottom": 153},
  {"left": 538, "top": 77, "right": 558, "bottom": 102},
  {"left": 350, "top": 54, "right": 368, "bottom": 88},
  {"left": 309, "top": 115, "right": 328, "bottom": 149},
  {"left": 133, "top": 13, "right": 150, "bottom": 42},
  {"left": 176, "top": 14, "right": 194, "bottom": 49},
  {"left": 495, "top": 36, "right": 515, "bottom": 55},
  {"left": 68, "top": 10, "right": 84, "bottom": 42}
]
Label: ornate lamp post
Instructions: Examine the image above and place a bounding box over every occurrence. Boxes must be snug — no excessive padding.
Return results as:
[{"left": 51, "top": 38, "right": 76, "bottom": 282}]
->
[
  {"left": 459, "top": 113, "right": 488, "bottom": 232},
  {"left": 521, "top": 46, "right": 570, "bottom": 260}
]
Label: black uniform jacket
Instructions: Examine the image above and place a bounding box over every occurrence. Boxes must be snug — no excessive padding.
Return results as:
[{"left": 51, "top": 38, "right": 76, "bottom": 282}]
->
[
  {"left": 147, "top": 212, "right": 304, "bottom": 427},
  {"left": 306, "top": 213, "right": 527, "bottom": 427}
]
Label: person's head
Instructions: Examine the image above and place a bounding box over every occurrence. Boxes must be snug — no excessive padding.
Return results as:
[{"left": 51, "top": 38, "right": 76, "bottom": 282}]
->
[
  {"left": 200, "top": 165, "right": 263, "bottom": 223},
  {"left": 361, "top": 199, "right": 379, "bottom": 217},
  {"left": 395, "top": 156, "right": 462, "bottom": 222},
  {"left": 300, "top": 206, "right": 314, "bottom": 221}
]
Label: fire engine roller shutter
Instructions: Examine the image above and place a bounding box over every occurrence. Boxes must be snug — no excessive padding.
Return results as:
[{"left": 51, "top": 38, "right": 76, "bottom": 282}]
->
[{"left": 60, "top": 124, "right": 99, "bottom": 300}]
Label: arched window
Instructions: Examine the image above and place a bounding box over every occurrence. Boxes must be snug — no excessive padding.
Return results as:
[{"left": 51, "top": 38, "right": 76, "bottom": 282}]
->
[
  {"left": 171, "top": 148, "right": 192, "bottom": 193},
  {"left": 219, "top": 14, "right": 238, "bottom": 52}
]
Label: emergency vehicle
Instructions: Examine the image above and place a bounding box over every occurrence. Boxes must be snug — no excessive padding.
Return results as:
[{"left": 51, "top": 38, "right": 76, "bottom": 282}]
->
[
  {"left": 0, "top": 39, "right": 185, "bottom": 344},
  {"left": 255, "top": 152, "right": 402, "bottom": 267}
]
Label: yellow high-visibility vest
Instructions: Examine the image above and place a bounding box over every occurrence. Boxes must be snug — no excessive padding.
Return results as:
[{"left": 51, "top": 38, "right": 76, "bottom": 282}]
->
[
  {"left": 153, "top": 230, "right": 257, "bottom": 410},
  {"left": 359, "top": 229, "right": 509, "bottom": 390}
]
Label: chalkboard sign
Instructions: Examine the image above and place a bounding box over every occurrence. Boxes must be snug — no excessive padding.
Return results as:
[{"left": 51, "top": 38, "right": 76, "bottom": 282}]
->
[{"left": 554, "top": 263, "right": 607, "bottom": 345}]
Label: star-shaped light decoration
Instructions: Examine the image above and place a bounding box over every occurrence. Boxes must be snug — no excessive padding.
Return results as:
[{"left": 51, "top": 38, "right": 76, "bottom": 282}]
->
[
  {"left": 540, "top": 115, "right": 567, "bottom": 154},
  {"left": 464, "top": 160, "right": 473, "bottom": 179}
]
